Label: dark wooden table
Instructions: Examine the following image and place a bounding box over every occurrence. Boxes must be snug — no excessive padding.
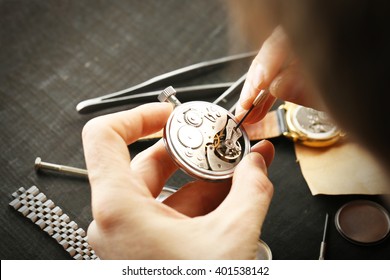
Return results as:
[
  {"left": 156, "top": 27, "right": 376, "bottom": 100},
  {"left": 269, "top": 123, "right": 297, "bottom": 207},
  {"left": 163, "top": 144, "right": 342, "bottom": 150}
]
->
[{"left": 1, "top": 0, "right": 389, "bottom": 260}]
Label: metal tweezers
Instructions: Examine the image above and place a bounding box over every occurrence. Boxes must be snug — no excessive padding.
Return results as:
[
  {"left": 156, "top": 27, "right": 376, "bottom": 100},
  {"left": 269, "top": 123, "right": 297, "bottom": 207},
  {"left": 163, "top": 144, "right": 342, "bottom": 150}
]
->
[{"left": 76, "top": 51, "right": 257, "bottom": 114}]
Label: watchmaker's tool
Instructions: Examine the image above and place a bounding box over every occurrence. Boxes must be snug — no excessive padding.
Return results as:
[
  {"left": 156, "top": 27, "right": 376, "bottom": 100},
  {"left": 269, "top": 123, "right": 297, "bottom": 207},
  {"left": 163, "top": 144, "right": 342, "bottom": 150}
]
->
[
  {"left": 234, "top": 88, "right": 270, "bottom": 130},
  {"left": 319, "top": 213, "right": 329, "bottom": 260},
  {"left": 34, "top": 157, "right": 176, "bottom": 201},
  {"left": 76, "top": 51, "right": 256, "bottom": 114},
  {"left": 35, "top": 157, "right": 88, "bottom": 177}
]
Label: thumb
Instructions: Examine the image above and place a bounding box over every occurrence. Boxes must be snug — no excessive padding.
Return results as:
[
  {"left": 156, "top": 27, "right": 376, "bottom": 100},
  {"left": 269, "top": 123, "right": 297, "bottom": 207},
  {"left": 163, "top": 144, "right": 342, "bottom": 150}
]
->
[{"left": 213, "top": 151, "right": 274, "bottom": 232}]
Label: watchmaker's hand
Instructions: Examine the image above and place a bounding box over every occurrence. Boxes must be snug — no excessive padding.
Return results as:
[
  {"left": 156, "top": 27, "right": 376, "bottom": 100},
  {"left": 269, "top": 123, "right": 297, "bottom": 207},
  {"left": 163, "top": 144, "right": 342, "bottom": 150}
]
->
[
  {"left": 82, "top": 102, "right": 274, "bottom": 259},
  {"left": 236, "top": 26, "right": 325, "bottom": 125}
]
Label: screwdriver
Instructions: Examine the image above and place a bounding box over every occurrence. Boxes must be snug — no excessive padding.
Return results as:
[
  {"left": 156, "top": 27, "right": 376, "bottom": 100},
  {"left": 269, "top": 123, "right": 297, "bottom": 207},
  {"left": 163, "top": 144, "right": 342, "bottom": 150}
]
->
[
  {"left": 234, "top": 88, "right": 270, "bottom": 130},
  {"left": 319, "top": 213, "right": 329, "bottom": 260}
]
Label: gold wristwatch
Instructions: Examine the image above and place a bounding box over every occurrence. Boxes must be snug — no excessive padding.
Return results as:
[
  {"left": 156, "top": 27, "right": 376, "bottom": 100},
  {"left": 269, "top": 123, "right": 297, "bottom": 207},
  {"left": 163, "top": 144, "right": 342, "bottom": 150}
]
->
[{"left": 244, "top": 102, "right": 344, "bottom": 147}]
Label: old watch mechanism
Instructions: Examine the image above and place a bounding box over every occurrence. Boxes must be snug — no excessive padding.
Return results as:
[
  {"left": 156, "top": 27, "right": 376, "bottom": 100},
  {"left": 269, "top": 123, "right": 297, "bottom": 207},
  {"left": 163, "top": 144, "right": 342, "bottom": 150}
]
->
[{"left": 158, "top": 86, "right": 250, "bottom": 181}]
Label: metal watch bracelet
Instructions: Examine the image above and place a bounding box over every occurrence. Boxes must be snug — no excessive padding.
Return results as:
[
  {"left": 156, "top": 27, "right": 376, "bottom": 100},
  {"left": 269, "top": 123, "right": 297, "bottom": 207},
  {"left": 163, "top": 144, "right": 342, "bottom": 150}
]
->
[{"left": 9, "top": 185, "right": 99, "bottom": 260}]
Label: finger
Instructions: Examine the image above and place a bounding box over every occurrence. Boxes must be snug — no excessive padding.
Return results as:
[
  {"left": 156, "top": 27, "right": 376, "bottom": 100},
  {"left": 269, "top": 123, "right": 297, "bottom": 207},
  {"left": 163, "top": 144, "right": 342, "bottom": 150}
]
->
[
  {"left": 235, "top": 95, "right": 276, "bottom": 125},
  {"left": 211, "top": 146, "right": 274, "bottom": 236},
  {"left": 270, "top": 67, "right": 326, "bottom": 110},
  {"left": 163, "top": 141, "right": 274, "bottom": 218},
  {"left": 229, "top": 151, "right": 273, "bottom": 221},
  {"left": 236, "top": 26, "right": 290, "bottom": 117},
  {"left": 251, "top": 140, "right": 274, "bottom": 168},
  {"left": 131, "top": 139, "right": 178, "bottom": 197},
  {"left": 162, "top": 180, "right": 231, "bottom": 217},
  {"left": 82, "top": 102, "right": 173, "bottom": 201}
]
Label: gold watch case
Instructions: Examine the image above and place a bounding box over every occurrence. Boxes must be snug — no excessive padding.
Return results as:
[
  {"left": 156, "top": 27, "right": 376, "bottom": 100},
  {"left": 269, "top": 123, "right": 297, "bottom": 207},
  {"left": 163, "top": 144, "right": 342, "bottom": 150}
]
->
[{"left": 280, "top": 102, "right": 344, "bottom": 147}]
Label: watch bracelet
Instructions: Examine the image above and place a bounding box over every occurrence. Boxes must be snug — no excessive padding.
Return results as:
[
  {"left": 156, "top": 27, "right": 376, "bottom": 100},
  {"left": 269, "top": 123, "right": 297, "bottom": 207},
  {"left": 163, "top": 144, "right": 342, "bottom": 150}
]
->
[{"left": 9, "top": 185, "right": 99, "bottom": 260}]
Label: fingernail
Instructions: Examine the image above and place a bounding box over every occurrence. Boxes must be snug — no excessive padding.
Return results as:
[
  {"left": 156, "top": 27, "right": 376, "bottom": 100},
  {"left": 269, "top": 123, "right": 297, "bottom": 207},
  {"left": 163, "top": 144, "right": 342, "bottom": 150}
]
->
[
  {"left": 240, "top": 63, "right": 264, "bottom": 109},
  {"left": 251, "top": 139, "right": 267, "bottom": 151},
  {"left": 250, "top": 63, "right": 265, "bottom": 92}
]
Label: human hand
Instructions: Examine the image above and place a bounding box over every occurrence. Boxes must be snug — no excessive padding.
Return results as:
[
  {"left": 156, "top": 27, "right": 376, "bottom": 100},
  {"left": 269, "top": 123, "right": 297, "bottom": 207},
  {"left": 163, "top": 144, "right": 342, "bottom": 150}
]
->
[
  {"left": 235, "top": 26, "right": 325, "bottom": 124},
  {"left": 82, "top": 102, "right": 274, "bottom": 259}
]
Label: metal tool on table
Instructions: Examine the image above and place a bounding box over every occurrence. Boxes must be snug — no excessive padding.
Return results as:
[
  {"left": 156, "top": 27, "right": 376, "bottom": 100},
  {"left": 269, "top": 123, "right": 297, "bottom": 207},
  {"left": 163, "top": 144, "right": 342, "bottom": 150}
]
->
[
  {"left": 34, "top": 157, "right": 176, "bottom": 202},
  {"left": 35, "top": 157, "right": 88, "bottom": 177},
  {"left": 76, "top": 51, "right": 257, "bottom": 114},
  {"left": 319, "top": 213, "right": 329, "bottom": 260}
]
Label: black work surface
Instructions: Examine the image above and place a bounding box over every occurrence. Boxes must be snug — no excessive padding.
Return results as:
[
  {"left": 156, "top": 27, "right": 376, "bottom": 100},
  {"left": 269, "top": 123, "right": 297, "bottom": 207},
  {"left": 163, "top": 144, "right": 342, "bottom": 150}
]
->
[{"left": 1, "top": 1, "right": 389, "bottom": 260}]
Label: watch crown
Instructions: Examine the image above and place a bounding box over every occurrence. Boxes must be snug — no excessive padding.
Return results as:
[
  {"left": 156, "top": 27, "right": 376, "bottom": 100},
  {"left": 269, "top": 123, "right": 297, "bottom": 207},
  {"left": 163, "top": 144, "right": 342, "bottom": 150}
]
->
[{"left": 158, "top": 86, "right": 181, "bottom": 107}]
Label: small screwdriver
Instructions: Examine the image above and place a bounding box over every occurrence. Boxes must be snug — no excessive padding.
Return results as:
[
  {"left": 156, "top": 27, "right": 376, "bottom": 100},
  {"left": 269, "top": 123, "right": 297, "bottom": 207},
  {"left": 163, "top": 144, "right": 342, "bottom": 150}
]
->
[
  {"left": 319, "top": 213, "right": 329, "bottom": 260},
  {"left": 234, "top": 88, "right": 270, "bottom": 130}
]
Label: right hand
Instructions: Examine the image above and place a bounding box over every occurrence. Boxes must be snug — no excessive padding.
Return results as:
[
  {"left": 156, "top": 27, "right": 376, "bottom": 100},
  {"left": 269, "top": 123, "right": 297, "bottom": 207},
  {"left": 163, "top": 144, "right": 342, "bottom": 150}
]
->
[{"left": 235, "top": 26, "right": 325, "bottom": 125}]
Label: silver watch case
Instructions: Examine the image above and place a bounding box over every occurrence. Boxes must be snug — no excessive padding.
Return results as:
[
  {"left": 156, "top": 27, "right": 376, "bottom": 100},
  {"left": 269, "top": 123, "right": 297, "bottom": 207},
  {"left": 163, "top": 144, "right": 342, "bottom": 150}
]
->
[{"left": 161, "top": 96, "right": 250, "bottom": 181}]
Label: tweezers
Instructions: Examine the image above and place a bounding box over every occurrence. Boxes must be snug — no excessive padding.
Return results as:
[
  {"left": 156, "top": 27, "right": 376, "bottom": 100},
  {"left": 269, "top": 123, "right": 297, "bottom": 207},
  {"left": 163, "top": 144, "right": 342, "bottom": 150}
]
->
[{"left": 76, "top": 51, "right": 256, "bottom": 114}]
